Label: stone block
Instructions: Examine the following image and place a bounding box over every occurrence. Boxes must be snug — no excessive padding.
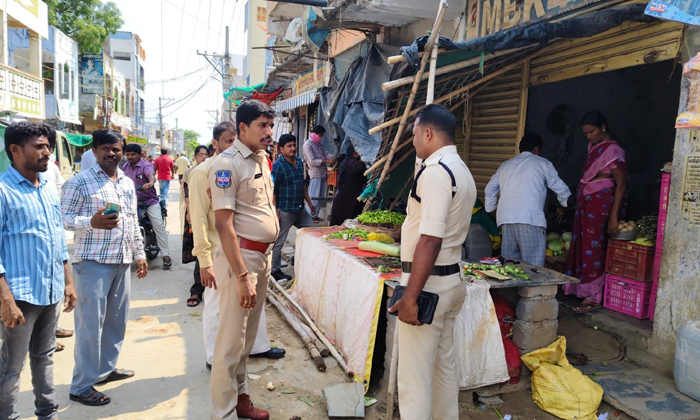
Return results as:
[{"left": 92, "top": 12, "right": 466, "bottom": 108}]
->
[
  {"left": 512, "top": 320, "right": 558, "bottom": 350},
  {"left": 518, "top": 285, "right": 558, "bottom": 298},
  {"left": 516, "top": 296, "right": 559, "bottom": 322},
  {"left": 323, "top": 383, "right": 365, "bottom": 418}
]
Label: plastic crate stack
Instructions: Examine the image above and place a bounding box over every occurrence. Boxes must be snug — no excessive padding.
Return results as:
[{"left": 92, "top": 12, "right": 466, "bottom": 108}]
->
[{"left": 602, "top": 173, "right": 670, "bottom": 319}]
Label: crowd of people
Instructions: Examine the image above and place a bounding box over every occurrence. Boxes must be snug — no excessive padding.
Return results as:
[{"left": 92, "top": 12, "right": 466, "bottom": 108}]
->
[{"left": 0, "top": 99, "right": 628, "bottom": 420}]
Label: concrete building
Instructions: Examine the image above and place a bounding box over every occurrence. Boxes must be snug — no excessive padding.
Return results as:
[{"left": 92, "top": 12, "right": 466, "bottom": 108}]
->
[
  {"left": 243, "top": 0, "right": 270, "bottom": 86},
  {"left": 42, "top": 26, "right": 80, "bottom": 128},
  {"left": 78, "top": 52, "right": 130, "bottom": 135},
  {"left": 2, "top": 0, "right": 49, "bottom": 121},
  {"left": 105, "top": 31, "right": 147, "bottom": 136}
]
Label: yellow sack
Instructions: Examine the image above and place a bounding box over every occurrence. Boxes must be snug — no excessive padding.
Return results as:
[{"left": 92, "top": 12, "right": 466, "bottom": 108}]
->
[{"left": 521, "top": 337, "right": 603, "bottom": 420}]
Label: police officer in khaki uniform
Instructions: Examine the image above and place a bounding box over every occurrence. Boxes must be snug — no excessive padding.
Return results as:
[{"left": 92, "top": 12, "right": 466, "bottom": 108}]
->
[
  {"left": 207, "top": 100, "right": 279, "bottom": 420},
  {"left": 389, "top": 104, "right": 476, "bottom": 420}
]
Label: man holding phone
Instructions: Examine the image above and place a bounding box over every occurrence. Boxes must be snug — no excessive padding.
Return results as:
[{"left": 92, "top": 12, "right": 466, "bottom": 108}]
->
[{"left": 61, "top": 130, "right": 148, "bottom": 407}]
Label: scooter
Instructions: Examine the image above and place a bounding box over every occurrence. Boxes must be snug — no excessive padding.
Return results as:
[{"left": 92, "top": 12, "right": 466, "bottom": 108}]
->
[{"left": 136, "top": 186, "right": 167, "bottom": 260}]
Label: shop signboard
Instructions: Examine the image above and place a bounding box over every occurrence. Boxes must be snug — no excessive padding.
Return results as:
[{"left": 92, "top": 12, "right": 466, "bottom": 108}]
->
[
  {"left": 0, "top": 63, "right": 44, "bottom": 119},
  {"left": 57, "top": 98, "right": 78, "bottom": 122},
  {"left": 127, "top": 135, "right": 147, "bottom": 145},
  {"left": 294, "top": 64, "right": 326, "bottom": 96},
  {"left": 470, "top": 0, "right": 609, "bottom": 38},
  {"left": 81, "top": 53, "right": 104, "bottom": 95},
  {"left": 645, "top": 1, "right": 700, "bottom": 26}
]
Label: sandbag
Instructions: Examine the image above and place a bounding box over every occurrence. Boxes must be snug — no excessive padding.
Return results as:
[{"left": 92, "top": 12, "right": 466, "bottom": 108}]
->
[
  {"left": 454, "top": 280, "right": 510, "bottom": 389},
  {"left": 522, "top": 337, "right": 604, "bottom": 420}
]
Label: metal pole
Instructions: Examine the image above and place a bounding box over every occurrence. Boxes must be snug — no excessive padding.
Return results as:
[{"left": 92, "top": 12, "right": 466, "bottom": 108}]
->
[
  {"left": 224, "top": 26, "right": 232, "bottom": 122},
  {"left": 159, "top": 97, "right": 163, "bottom": 150}
]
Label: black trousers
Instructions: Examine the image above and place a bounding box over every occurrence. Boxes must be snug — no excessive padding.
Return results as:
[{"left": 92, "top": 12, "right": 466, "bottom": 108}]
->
[{"left": 190, "top": 258, "right": 205, "bottom": 297}]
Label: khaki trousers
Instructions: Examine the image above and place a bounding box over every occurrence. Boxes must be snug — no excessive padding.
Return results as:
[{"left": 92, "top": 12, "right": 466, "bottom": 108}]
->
[
  {"left": 397, "top": 272, "right": 466, "bottom": 420},
  {"left": 210, "top": 248, "right": 271, "bottom": 420}
]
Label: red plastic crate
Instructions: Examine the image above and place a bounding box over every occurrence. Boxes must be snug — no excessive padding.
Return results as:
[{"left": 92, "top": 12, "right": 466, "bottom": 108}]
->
[
  {"left": 605, "top": 240, "right": 655, "bottom": 282},
  {"left": 603, "top": 274, "right": 653, "bottom": 319}
]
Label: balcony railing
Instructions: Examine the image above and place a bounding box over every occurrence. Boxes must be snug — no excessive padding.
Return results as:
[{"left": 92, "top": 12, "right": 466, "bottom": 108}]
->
[{"left": 0, "top": 63, "right": 44, "bottom": 119}]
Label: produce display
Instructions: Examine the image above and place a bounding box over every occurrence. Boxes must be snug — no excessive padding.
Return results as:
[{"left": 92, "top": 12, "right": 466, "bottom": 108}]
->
[
  {"left": 635, "top": 215, "right": 657, "bottom": 240},
  {"left": 546, "top": 232, "right": 571, "bottom": 257},
  {"left": 367, "top": 232, "right": 395, "bottom": 244},
  {"left": 326, "top": 229, "right": 369, "bottom": 241},
  {"left": 462, "top": 263, "right": 531, "bottom": 281},
  {"left": 357, "top": 210, "right": 406, "bottom": 225},
  {"left": 617, "top": 220, "right": 637, "bottom": 232}
]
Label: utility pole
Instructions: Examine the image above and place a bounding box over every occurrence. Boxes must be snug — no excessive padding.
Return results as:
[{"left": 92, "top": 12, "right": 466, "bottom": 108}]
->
[
  {"left": 197, "top": 26, "right": 233, "bottom": 123},
  {"left": 158, "top": 96, "right": 174, "bottom": 150}
]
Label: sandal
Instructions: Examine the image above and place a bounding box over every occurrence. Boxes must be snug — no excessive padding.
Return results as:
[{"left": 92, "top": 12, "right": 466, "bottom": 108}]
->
[
  {"left": 163, "top": 256, "right": 172, "bottom": 269},
  {"left": 96, "top": 369, "right": 135, "bottom": 385},
  {"left": 572, "top": 303, "right": 601, "bottom": 314},
  {"left": 187, "top": 295, "right": 202, "bottom": 307},
  {"left": 56, "top": 342, "right": 65, "bottom": 352},
  {"left": 56, "top": 327, "right": 74, "bottom": 338},
  {"left": 70, "top": 387, "right": 111, "bottom": 406}
]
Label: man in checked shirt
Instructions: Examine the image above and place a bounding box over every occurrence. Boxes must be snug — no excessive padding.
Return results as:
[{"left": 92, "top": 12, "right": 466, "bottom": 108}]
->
[{"left": 61, "top": 130, "right": 148, "bottom": 407}]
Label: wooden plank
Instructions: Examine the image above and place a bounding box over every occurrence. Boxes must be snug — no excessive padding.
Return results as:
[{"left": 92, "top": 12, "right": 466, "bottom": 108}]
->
[
  {"left": 472, "top": 105, "right": 519, "bottom": 116},
  {"left": 516, "top": 61, "right": 530, "bottom": 154},
  {"left": 461, "top": 260, "right": 580, "bottom": 289},
  {"left": 462, "top": 99, "right": 473, "bottom": 164}
]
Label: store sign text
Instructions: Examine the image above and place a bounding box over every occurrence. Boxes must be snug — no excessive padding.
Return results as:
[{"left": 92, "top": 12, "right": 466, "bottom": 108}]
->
[
  {"left": 477, "top": 0, "right": 606, "bottom": 37},
  {"left": 0, "top": 65, "right": 43, "bottom": 118},
  {"left": 294, "top": 65, "right": 326, "bottom": 96}
]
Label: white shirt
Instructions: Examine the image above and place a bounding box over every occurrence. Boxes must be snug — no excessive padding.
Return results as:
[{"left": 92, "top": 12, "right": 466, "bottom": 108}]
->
[
  {"left": 485, "top": 152, "right": 571, "bottom": 228},
  {"left": 44, "top": 155, "right": 65, "bottom": 196},
  {"left": 80, "top": 149, "right": 96, "bottom": 171}
]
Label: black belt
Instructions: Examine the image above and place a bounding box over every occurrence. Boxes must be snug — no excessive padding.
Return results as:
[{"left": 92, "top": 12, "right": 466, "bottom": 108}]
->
[{"left": 401, "top": 262, "right": 460, "bottom": 277}]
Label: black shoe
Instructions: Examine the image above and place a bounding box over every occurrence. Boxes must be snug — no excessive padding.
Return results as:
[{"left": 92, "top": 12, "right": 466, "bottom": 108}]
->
[
  {"left": 249, "top": 347, "right": 286, "bottom": 360},
  {"left": 272, "top": 270, "right": 292, "bottom": 281},
  {"left": 206, "top": 362, "right": 211, "bottom": 370}
]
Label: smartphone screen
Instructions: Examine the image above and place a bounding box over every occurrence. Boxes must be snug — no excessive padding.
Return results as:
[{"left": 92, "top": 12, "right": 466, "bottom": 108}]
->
[{"left": 104, "top": 201, "right": 121, "bottom": 218}]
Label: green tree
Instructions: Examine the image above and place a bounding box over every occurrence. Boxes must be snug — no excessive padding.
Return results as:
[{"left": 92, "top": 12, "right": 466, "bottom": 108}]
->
[
  {"left": 184, "top": 130, "right": 202, "bottom": 156},
  {"left": 47, "top": 0, "right": 124, "bottom": 54}
]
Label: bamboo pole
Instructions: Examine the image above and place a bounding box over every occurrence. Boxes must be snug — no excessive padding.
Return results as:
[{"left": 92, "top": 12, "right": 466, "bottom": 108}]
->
[
  {"left": 267, "top": 292, "right": 326, "bottom": 372},
  {"left": 426, "top": 29, "right": 440, "bottom": 103},
  {"left": 387, "top": 48, "right": 447, "bottom": 64},
  {"left": 269, "top": 277, "right": 354, "bottom": 378},
  {"left": 368, "top": 48, "right": 542, "bottom": 137},
  {"left": 363, "top": 1, "right": 449, "bottom": 213},
  {"left": 269, "top": 287, "right": 329, "bottom": 356},
  {"left": 382, "top": 47, "right": 531, "bottom": 92}
]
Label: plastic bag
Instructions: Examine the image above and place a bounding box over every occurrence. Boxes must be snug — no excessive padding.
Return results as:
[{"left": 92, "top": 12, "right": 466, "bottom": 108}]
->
[
  {"left": 521, "top": 337, "right": 604, "bottom": 420},
  {"left": 454, "top": 280, "right": 510, "bottom": 389},
  {"left": 676, "top": 53, "right": 700, "bottom": 129}
]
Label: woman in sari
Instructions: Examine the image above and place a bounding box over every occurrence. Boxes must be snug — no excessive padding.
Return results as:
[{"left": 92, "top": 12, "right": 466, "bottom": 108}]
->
[
  {"left": 330, "top": 144, "right": 367, "bottom": 226},
  {"left": 566, "top": 112, "right": 628, "bottom": 313}
]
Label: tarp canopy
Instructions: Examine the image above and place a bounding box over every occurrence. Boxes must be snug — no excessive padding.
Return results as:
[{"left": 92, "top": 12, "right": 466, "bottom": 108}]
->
[
  {"left": 399, "top": 3, "right": 655, "bottom": 67},
  {"left": 65, "top": 133, "right": 92, "bottom": 147},
  {"left": 224, "top": 83, "right": 265, "bottom": 102},
  {"left": 317, "top": 43, "right": 399, "bottom": 164}
]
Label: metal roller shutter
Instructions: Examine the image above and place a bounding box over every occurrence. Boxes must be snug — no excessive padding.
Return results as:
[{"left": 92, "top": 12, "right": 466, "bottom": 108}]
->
[
  {"left": 467, "top": 65, "right": 528, "bottom": 195},
  {"left": 530, "top": 21, "right": 684, "bottom": 87}
]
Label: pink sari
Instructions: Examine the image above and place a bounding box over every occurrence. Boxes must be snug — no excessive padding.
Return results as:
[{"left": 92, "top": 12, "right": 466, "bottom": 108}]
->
[{"left": 565, "top": 141, "right": 627, "bottom": 303}]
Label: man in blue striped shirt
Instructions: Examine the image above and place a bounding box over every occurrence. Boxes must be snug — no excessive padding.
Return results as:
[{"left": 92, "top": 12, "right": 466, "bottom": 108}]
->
[{"left": 0, "top": 122, "right": 76, "bottom": 420}]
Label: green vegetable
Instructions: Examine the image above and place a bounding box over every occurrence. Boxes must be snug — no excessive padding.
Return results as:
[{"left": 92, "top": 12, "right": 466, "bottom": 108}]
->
[
  {"left": 513, "top": 273, "right": 531, "bottom": 280},
  {"left": 358, "top": 241, "right": 401, "bottom": 257},
  {"left": 327, "top": 229, "right": 369, "bottom": 241},
  {"left": 547, "top": 232, "right": 561, "bottom": 242},
  {"left": 357, "top": 210, "right": 406, "bottom": 225},
  {"left": 562, "top": 232, "right": 573, "bottom": 242},
  {"left": 298, "top": 396, "right": 315, "bottom": 407},
  {"left": 548, "top": 240, "right": 564, "bottom": 252}
]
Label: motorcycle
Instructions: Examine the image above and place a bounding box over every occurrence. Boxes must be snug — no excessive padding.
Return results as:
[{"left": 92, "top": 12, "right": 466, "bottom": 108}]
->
[{"left": 136, "top": 186, "right": 168, "bottom": 260}]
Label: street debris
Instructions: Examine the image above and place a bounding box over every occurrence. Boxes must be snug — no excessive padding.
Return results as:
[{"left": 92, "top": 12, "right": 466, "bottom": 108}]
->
[
  {"left": 323, "top": 383, "right": 364, "bottom": 418},
  {"left": 266, "top": 381, "right": 276, "bottom": 391},
  {"left": 298, "top": 396, "right": 315, "bottom": 407},
  {"left": 247, "top": 373, "right": 261, "bottom": 380}
]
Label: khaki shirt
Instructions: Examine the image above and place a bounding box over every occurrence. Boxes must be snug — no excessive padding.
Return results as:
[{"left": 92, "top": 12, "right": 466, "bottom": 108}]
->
[
  {"left": 190, "top": 158, "right": 218, "bottom": 268},
  {"left": 401, "top": 145, "right": 476, "bottom": 266},
  {"left": 207, "top": 139, "right": 280, "bottom": 244}
]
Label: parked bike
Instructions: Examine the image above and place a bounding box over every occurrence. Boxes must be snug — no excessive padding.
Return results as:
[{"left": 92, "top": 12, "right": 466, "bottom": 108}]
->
[{"left": 136, "top": 185, "right": 167, "bottom": 260}]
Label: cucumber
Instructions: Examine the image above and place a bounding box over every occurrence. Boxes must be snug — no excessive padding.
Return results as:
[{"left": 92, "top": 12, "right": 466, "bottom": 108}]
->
[{"left": 358, "top": 241, "right": 401, "bottom": 257}]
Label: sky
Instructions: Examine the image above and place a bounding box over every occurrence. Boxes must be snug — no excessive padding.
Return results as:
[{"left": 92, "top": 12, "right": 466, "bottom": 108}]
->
[{"left": 108, "top": 0, "right": 247, "bottom": 143}]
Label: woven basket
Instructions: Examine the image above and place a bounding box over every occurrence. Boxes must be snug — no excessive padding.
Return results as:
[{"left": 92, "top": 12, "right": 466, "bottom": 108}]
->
[{"left": 348, "top": 221, "right": 402, "bottom": 242}]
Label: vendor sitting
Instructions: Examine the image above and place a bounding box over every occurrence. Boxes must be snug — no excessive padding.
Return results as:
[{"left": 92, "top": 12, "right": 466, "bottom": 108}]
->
[{"left": 484, "top": 132, "right": 571, "bottom": 266}]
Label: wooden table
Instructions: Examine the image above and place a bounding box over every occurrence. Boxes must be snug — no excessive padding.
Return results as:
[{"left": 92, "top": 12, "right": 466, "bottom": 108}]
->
[{"left": 471, "top": 260, "right": 579, "bottom": 289}]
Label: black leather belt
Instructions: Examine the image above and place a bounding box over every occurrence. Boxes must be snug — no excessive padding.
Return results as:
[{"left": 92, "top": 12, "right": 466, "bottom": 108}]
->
[{"left": 401, "top": 262, "right": 460, "bottom": 276}]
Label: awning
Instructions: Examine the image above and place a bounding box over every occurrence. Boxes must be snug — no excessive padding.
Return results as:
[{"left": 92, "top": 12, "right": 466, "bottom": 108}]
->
[
  {"left": 64, "top": 133, "right": 93, "bottom": 147},
  {"left": 274, "top": 90, "right": 317, "bottom": 112}
]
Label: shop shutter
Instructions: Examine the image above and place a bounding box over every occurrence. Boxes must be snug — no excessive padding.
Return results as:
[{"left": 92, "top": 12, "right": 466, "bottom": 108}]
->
[
  {"left": 530, "top": 21, "right": 684, "bottom": 87},
  {"left": 454, "top": 102, "right": 467, "bottom": 158},
  {"left": 467, "top": 65, "right": 527, "bottom": 195},
  {"left": 333, "top": 40, "right": 371, "bottom": 82}
]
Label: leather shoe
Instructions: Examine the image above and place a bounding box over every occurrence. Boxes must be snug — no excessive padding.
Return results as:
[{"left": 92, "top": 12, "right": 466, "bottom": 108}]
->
[
  {"left": 249, "top": 347, "right": 286, "bottom": 359},
  {"left": 237, "top": 394, "right": 269, "bottom": 420},
  {"left": 271, "top": 270, "right": 292, "bottom": 281}
]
